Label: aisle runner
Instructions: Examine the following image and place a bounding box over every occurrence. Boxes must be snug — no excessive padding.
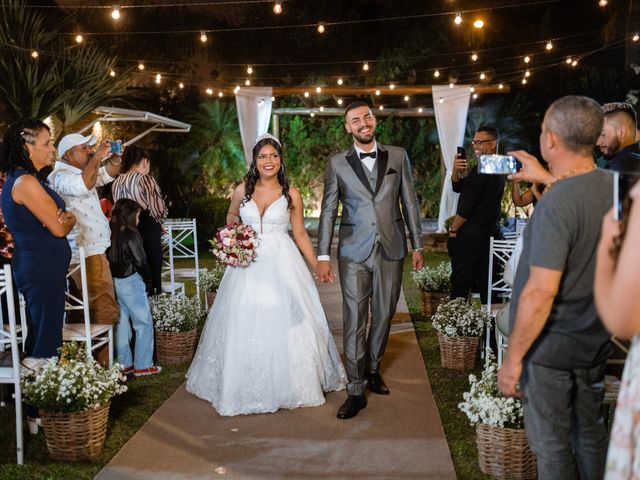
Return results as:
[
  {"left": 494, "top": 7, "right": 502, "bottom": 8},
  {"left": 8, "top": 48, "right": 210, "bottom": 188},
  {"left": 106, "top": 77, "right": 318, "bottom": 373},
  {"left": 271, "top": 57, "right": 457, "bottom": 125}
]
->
[{"left": 96, "top": 256, "right": 456, "bottom": 480}]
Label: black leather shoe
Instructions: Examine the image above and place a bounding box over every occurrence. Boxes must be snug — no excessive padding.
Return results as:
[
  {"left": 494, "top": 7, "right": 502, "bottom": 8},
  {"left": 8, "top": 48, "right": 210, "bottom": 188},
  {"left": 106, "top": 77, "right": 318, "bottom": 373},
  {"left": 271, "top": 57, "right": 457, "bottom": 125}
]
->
[
  {"left": 368, "top": 372, "right": 390, "bottom": 395},
  {"left": 336, "top": 395, "right": 367, "bottom": 419}
]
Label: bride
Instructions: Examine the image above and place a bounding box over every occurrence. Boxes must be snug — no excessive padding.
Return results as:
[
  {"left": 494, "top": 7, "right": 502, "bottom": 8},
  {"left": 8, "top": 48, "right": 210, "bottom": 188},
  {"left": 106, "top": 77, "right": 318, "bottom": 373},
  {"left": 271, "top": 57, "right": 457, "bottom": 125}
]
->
[{"left": 186, "top": 133, "right": 346, "bottom": 416}]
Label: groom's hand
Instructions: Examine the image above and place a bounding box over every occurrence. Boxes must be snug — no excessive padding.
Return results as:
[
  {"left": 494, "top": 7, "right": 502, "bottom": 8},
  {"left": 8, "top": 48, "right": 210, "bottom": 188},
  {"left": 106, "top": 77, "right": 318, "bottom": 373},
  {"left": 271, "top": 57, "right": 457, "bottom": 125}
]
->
[
  {"left": 412, "top": 250, "right": 424, "bottom": 271},
  {"left": 315, "top": 261, "right": 335, "bottom": 283}
]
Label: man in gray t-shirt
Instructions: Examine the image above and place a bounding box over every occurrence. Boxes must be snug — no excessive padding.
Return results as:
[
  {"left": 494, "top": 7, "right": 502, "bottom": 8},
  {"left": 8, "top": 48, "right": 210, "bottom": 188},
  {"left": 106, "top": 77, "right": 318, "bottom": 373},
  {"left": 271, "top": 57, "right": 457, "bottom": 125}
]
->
[{"left": 498, "top": 96, "right": 613, "bottom": 480}]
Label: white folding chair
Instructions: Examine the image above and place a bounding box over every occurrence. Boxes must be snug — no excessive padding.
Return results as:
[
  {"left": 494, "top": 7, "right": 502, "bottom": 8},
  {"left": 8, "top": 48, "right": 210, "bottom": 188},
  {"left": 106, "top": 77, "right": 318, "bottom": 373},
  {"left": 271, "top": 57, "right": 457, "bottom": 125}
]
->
[
  {"left": 0, "top": 264, "right": 24, "bottom": 464},
  {"left": 162, "top": 219, "right": 200, "bottom": 299},
  {"left": 63, "top": 246, "right": 114, "bottom": 366},
  {"left": 486, "top": 237, "right": 518, "bottom": 365}
]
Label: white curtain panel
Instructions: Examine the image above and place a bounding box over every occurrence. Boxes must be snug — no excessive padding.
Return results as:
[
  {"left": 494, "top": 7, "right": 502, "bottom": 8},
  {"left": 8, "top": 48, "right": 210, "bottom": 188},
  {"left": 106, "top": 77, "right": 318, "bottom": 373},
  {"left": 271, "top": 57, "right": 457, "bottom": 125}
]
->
[
  {"left": 432, "top": 85, "right": 471, "bottom": 232},
  {"left": 235, "top": 87, "right": 274, "bottom": 165}
]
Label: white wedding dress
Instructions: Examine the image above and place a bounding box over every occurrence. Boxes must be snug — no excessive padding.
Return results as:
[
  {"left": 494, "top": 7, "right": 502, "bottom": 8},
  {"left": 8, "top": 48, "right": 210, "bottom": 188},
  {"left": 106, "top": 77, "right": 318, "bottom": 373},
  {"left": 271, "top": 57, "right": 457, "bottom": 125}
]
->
[{"left": 186, "top": 195, "right": 346, "bottom": 416}]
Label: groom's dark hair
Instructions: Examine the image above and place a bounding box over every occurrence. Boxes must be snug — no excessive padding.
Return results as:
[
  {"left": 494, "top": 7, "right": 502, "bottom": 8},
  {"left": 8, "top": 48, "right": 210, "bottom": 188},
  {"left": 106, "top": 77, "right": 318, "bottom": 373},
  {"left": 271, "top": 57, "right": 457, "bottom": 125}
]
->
[{"left": 344, "top": 100, "right": 371, "bottom": 117}]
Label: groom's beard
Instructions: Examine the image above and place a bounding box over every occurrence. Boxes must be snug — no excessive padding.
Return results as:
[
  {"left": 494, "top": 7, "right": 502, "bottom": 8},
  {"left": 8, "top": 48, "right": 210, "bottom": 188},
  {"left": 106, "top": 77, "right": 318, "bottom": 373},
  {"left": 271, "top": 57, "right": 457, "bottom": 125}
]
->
[{"left": 352, "top": 131, "right": 376, "bottom": 145}]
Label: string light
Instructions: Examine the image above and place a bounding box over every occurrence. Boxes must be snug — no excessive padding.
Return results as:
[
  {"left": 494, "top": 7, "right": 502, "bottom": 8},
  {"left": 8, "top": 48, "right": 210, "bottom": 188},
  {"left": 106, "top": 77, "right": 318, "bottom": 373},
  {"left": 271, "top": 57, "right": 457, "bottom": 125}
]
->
[
  {"left": 317, "top": 23, "right": 325, "bottom": 34},
  {"left": 389, "top": 83, "right": 395, "bottom": 90},
  {"left": 449, "top": 82, "right": 454, "bottom": 88},
  {"left": 469, "top": 86, "right": 475, "bottom": 92},
  {"left": 479, "top": 72, "right": 486, "bottom": 80},
  {"left": 316, "top": 86, "right": 322, "bottom": 93},
  {"left": 471, "top": 53, "right": 478, "bottom": 61},
  {"left": 418, "top": 107, "right": 424, "bottom": 113},
  {"left": 206, "top": 88, "right": 213, "bottom": 95},
  {"left": 524, "top": 56, "right": 531, "bottom": 63},
  {"left": 218, "top": 91, "right": 223, "bottom": 97},
  {"left": 498, "top": 83, "right": 504, "bottom": 89},
  {"left": 633, "top": 33, "right": 639, "bottom": 42},
  {"left": 111, "top": 5, "right": 121, "bottom": 20},
  {"left": 337, "top": 77, "right": 343, "bottom": 85},
  {"left": 546, "top": 41, "right": 553, "bottom": 50},
  {"left": 110, "top": 69, "right": 116, "bottom": 77},
  {"left": 304, "top": 91, "right": 309, "bottom": 97},
  {"left": 179, "top": 82, "right": 184, "bottom": 89},
  {"left": 138, "top": 62, "right": 145, "bottom": 70},
  {"left": 521, "top": 78, "right": 527, "bottom": 84},
  {"left": 403, "top": 95, "right": 409, "bottom": 102},
  {"left": 75, "top": 34, "right": 83, "bottom": 43},
  {"left": 319, "top": 106, "right": 324, "bottom": 112},
  {"left": 31, "top": 50, "right": 38, "bottom": 58},
  {"left": 155, "top": 73, "right": 161, "bottom": 84},
  {"left": 273, "top": 0, "right": 282, "bottom": 14},
  {"left": 245, "top": 79, "right": 251, "bottom": 86},
  {"left": 247, "top": 65, "right": 253, "bottom": 74},
  {"left": 472, "top": 93, "right": 479, "bottom": 99},
  {"left": 566, "top": 57, "right": 572, "bottom": 64},
  {"left": 200, "top": 31, "right": 208, "bottom": 43},
  {"left": 375, "top": 89, "right": 381, "bottom": 96},
  {"left": 473, "top": 19, "right": 484, "bottom": 29},
  {"left": 454, "top": 12, "right": 462, "bottom": 25},
  {"left": 362, "top": 62, "right": 369, "bottom": 71},
  {"left": 525, "top": 70, "right": 531, "bottom": 77},
  {"left": 271, "top": 96, "right": 275, "bottom": 101},
  {"left": 337, "top": 99, "right": 343, "bottom": 105},
  {"left": 310, "top": 112, "right": 315, "bottom": 117},
  {"left": 598, "top": 0, "right": 608, "bottom": 6},
  {"left": 572, "top": 60, "right": 578, "bottom": 67},
  {"left": 233, "top": 86, "right": 240, "bottom": 94},
  {"left": 434, "top": 69, "right": 440, "bottom": 78},
  {"left": 378, "top": 105, "right": 384, "bottom": 111}
]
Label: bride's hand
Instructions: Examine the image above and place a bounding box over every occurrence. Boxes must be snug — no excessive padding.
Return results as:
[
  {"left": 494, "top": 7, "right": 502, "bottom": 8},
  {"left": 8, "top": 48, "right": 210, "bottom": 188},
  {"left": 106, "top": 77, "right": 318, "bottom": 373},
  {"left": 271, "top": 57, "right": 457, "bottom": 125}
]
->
[{"left": 315, "top": 261, "right": 334, "bottom": 283}]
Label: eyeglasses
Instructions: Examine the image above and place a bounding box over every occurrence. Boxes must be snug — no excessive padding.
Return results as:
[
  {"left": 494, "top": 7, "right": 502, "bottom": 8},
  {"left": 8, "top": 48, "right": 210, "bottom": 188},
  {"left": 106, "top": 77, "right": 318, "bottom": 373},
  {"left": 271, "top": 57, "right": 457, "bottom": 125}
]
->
[{"left": 471, "top": 139, "right": 495, "bottom": 146}]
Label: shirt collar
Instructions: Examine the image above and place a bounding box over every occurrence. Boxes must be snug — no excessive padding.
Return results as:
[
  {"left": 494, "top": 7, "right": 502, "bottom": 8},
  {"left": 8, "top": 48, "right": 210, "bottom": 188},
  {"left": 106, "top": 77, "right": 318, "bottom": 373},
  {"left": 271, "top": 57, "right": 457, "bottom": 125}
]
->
[
  {"left": 354, "top": 141, "right": 378, "bottom": 158},
  {"left": 53, "top": 160, "right": 83, "bottom": 174}
]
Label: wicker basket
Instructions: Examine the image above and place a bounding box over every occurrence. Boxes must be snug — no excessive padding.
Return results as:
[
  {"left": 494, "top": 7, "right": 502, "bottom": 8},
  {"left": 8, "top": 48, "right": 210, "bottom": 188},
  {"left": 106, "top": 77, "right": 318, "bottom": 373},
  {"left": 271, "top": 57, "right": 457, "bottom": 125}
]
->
[
  {"left": 476, "top": 423, "right": 537, "bottom": 479},
  {"left": 40, "top": 402, "right": 110, "bottom": 461},
  {"left": 421, "top": 291, "right": 448, "bottom": 317},
  {"left": 436, "top": 331, "right": 480, "bottom": 369},
  {"left": 155, "top": 328, "right": 197, "bottom": 365},
  {"left": 206, "top": 291, "right": 216, "bottom": 311}
]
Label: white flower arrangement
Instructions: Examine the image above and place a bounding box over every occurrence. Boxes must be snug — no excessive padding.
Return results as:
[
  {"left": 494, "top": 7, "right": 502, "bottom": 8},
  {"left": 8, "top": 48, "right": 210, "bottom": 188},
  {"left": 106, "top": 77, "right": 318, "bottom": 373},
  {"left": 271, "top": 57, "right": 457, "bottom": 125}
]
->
[
  {"left": 431, "top": 297, "right": 491, "bottom": 337},
  {"left": 21, "top": 343, "right": 127, "bottom": 413},
  {"left": 411, "top": 262, "right": 451, "bottom": 292},
  {"left": 150, "top": 294, "right": 205, "bottom": 333},
  {"left": 458, "top": 351, "right": 524, "bottom": 429},
  {"left": 198, "top": 262, "right": 226, "bottom": 293}
]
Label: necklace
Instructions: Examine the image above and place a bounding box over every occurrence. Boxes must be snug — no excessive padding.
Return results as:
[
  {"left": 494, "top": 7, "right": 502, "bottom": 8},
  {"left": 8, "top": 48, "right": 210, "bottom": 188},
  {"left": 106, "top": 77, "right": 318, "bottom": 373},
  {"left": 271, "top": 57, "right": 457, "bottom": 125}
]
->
[{"left": 548, "top": 165, "right": 596, "bottom": 189}]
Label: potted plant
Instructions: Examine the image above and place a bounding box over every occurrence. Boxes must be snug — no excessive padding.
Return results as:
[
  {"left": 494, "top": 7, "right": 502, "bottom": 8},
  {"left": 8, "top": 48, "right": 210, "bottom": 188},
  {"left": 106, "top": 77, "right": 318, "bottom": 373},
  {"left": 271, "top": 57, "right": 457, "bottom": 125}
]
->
[
  {"left": 458, "top": 351, "right": 537, "bottom": 479},
  {"left": 198, "top": 262, "right": 226, "bottom": 310},
  {"left": 431, "top": 297, "right": 491, "bottom": 369},
  {"left": 20, "top": 342, "right": 127, "bottom": 461},
  {"left": 151, "top": 294, "right": 205, "bottom": 365},
  {"left": 411, "top": 261, "right": 451, "bottom": 316}
]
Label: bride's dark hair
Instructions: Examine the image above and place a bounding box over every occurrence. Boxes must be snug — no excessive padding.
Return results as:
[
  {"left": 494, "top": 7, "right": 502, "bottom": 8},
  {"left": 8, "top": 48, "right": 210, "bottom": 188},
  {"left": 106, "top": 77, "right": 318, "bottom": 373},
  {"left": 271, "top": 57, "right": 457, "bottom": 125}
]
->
[{"left": 243, "top": 137, "right": 292, "bottom": 210}]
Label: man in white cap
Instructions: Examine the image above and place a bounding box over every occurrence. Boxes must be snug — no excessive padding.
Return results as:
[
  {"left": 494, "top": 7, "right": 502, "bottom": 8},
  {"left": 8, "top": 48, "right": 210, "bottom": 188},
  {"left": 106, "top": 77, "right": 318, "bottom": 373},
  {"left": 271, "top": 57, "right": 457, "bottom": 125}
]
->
[{"left": 49, "top": 133, "right": 122, "bottom": 365}]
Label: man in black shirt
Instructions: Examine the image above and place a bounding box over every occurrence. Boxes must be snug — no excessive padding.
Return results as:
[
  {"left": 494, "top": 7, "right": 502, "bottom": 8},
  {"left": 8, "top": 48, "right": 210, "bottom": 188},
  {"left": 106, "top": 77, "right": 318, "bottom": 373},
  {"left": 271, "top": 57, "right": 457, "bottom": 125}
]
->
[
  {"left": 447, "top": 126, "right": 505, "bottom": 303},
  {"left": 597, "top": 102, "right": 639, "bottom": 173}
]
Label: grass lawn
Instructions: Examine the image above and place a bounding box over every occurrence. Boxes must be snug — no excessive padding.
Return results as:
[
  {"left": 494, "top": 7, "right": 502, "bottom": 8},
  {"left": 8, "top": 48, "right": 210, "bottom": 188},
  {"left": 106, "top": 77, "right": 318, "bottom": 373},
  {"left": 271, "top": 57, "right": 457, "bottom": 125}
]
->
[{"left": 0, "top": 250, "right": 488, "bottom": 479}]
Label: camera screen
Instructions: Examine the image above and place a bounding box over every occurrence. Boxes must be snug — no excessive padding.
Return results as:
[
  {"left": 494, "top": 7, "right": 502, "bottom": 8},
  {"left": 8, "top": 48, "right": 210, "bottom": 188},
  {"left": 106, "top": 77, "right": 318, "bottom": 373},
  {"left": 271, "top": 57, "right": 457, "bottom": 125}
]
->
[{"left": 478, "top": 154, "right": 520, "bottom": 175}]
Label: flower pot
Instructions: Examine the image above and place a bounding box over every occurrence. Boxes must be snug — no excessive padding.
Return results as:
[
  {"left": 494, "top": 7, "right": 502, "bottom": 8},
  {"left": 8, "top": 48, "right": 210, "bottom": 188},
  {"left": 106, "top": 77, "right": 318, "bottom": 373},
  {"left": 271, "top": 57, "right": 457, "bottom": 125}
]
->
[
  {"left": 155, "top": 328, "right": 197, "bottom": 365},
  {"left": 476, "top": 423, "right": 537, "bottom": 479},
  {"left": 436, "top": 331, "right": 480, "bottom": 369},
  {"left": 421, "top": 291, "right": 448, "bottom": 317},
  {"left": 40, "top": 402, "right": 110, "bottom": 461},
  {"left": 206, "top": 291, "right": 216, "bottom": 311}
]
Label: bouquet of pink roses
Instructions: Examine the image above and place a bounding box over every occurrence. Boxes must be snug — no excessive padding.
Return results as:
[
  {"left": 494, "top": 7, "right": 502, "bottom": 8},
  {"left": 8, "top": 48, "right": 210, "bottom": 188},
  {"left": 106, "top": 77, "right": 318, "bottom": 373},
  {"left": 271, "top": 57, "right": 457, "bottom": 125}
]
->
[{"left": 210, "top": 223, "right": 259, "bottom": 268}]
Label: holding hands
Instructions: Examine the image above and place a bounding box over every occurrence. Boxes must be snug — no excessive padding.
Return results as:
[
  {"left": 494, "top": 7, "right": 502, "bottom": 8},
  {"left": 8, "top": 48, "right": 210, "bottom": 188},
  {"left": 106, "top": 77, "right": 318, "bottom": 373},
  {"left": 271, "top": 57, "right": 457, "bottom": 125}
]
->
[{"left": 314, "top": 261, "right": 336, "bottom": 283}]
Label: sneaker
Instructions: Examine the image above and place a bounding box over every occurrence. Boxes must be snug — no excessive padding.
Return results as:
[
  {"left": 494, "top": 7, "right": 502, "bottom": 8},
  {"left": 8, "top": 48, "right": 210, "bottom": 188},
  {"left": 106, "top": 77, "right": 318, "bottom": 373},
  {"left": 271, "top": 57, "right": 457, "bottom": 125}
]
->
[
  {"left": 134, "top": 366, "right": 162, "bottom": 377},
  {"left": 121, "top": 365, "right": 134, "bottom": 376}
]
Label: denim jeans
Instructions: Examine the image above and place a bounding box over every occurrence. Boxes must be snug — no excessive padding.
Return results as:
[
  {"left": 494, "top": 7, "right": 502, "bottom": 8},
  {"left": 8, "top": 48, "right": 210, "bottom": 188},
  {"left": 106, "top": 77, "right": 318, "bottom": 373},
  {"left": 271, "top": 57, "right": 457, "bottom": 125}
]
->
[
  {"left": 521, "top": 361, "right": 609, "bottom": 480},
  {"left": 113, "top": 273, "right": 154, "bottom": 369}
]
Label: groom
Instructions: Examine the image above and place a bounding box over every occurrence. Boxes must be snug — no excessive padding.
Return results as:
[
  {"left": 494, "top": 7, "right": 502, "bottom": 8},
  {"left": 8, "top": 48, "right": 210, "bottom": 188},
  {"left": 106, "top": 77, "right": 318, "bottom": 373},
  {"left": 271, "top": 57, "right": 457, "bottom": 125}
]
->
[{"left": 316, "top": 101, "right": 424, "bottom": 419}]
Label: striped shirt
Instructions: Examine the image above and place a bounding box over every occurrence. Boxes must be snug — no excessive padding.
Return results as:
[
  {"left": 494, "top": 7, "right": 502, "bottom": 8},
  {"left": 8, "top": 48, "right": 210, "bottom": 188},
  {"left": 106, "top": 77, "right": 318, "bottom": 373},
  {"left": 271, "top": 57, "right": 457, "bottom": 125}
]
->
[{"left": 111, "top": 172, "right": 168, "bottom": 224}]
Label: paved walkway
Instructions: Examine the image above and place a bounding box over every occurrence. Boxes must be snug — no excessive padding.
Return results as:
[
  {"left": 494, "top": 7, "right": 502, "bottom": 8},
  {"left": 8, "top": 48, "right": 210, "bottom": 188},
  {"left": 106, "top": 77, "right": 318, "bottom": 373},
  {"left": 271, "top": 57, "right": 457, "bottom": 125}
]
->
[{"left": 96, "top": 247, "right": 455, "bottom": 480}]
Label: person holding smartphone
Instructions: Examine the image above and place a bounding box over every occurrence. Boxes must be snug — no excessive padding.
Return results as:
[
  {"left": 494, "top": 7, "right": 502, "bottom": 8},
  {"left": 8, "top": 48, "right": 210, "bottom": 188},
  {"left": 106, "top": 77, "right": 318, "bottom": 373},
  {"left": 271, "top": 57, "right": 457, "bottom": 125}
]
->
[
  {"left": 448, "top": 126, "right": 506, "bottom": 303},
  {"left": 48, "top": 133, "right": 122, "bottom": 365}
]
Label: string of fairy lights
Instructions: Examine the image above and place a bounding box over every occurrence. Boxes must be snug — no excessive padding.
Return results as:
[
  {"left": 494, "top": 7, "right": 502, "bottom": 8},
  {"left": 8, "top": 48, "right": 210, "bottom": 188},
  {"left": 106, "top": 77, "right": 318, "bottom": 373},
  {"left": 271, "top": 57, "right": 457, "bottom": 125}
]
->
[{"left": 14, "top": 0, "right": 640, "bottom": 108}]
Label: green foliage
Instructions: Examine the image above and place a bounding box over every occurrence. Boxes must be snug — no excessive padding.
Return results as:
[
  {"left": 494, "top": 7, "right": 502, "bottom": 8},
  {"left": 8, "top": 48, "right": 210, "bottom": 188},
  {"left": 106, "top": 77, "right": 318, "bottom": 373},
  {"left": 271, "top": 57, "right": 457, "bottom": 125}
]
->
[{"left": 189, "top": 195, "right": 230, "bottom": 248}]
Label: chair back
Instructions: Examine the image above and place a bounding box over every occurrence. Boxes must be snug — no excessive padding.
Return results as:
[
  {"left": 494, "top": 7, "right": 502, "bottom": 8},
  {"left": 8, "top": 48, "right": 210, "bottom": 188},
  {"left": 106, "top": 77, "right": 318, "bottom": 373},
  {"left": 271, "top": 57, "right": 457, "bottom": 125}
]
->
[
  {"left": 486, "top": 237, "right": 518, "bottom": 314},
  {"left": 162, "top": 218, "right": 200, "bottom": 298}
]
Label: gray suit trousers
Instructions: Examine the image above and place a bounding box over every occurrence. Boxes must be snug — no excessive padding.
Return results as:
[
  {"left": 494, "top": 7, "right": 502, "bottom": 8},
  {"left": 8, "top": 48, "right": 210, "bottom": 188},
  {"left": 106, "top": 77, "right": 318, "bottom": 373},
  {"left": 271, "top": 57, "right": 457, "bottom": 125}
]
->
[{"left": 338, "top": 243, "right": 403, "bottom": 396}]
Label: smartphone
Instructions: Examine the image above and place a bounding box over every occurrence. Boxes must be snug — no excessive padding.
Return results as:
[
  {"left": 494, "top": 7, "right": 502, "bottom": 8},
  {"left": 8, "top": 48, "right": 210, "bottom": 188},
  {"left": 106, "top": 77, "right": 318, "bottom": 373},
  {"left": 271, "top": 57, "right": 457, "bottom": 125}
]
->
[
  {"left": 110, "top": 140, "right": 123, "bottom": 155},
  {"left": 478, "top": 154, "right": 521, "bottom": 175},
  {"left": 456, "top": 146, "right": 466, "bottom": 159},
  {"left": 613, "top": 172, "right": 640, "bottom": 221}
]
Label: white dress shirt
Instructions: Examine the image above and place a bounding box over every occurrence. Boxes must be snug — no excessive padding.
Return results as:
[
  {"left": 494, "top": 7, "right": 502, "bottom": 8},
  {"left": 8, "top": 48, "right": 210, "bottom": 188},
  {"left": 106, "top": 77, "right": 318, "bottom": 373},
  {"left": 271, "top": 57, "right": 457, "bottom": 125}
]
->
[
  {"left": 317, "top": 142, "right": 378, "bottom": 262},
  {"left": 48, "top": 161, "right": 114, "bottom": 262}
]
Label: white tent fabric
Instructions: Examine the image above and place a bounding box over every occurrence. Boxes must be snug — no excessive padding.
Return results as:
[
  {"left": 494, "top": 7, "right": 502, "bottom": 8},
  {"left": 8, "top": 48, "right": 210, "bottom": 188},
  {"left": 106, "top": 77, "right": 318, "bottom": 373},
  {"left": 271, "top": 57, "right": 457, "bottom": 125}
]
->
[
  {"left": 235, "top": 87, "right": 274, "bottom": 165},
  {"left": 432, "top": 85, "right": 471, "bottom": 232}
]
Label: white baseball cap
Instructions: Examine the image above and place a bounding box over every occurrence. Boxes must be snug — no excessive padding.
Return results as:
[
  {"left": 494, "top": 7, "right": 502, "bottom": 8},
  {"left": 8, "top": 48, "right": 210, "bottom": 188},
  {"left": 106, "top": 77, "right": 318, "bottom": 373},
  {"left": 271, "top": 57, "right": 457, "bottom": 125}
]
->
[{"left": 57, "top": 133, "right": 97, "bottom": 158}]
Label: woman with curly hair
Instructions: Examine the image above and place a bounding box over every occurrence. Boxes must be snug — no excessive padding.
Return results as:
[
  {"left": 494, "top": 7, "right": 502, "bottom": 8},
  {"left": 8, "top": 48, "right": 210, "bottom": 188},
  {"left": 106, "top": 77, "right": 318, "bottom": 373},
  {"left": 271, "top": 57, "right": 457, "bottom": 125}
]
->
[
  {"left": 0, "top": 119, "right": 75, "bottom": 362},
  {"left": 186, "top": 134, "right": 346, "bottom": 416}
]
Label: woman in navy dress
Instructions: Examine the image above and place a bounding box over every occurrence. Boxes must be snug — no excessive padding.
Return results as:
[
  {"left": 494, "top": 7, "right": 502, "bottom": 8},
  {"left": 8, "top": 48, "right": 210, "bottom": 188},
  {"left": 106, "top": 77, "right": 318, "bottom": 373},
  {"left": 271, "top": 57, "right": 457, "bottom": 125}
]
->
[{"left": 0, "top": 119, "right": 76, "bottom": 360}]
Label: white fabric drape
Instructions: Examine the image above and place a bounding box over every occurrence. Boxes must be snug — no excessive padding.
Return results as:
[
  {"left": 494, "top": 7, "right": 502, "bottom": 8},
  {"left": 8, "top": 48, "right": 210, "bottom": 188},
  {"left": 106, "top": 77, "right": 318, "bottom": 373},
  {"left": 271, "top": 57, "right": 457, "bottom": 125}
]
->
[
  {"left": 235, "top": 87, "right": 274, "bottom": 166},
  {"left": 432, "top": 85, "right": 471, "bottom": 232}
]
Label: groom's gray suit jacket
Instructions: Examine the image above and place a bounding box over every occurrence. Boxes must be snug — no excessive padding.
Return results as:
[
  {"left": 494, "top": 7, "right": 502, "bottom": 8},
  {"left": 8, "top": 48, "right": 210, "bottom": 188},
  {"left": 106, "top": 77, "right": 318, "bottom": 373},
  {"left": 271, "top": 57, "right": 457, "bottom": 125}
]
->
[{"left": 317, "top": 144, "right": 423, "bottom": 261}]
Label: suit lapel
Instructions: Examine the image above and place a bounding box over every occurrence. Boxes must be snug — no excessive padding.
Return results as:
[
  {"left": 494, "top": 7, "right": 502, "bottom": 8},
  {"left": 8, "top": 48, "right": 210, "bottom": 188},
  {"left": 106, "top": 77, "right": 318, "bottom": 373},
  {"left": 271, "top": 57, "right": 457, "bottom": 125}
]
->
[
  {"left": 374, "top": 147, "right": 388, "bottom": 196},
  {"left": 346, "top": 148, "right": 374, "bottom": 195}
]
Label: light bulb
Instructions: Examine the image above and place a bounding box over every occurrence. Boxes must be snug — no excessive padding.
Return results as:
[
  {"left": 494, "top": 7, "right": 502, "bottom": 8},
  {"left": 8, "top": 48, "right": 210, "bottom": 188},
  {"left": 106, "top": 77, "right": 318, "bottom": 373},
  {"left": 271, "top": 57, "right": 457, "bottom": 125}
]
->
[
  {"left": 179, "top": 82, "right": 184, "bottom": 89},
  {"left": 473, "top": 93, "right": 479, "bottom": 99},
  {"left": 454, "top": 13, "right": 462, "bottom": 25},
  {"left": 234, "top": 86, "right": 241, "bottom": 94},
  {"left": 138, "top": 62, "right": 145, "bottom": 70},
  {"left": 362, "top": 62, "right": 369, "bottom": 71},
  {"left": 245, "top": 79, "right": 251, "bottom": 86},
  {"left": 110, "top": 70, "right": 116, "bottom": 77},
  {"left": 247, "top": 66, "right": 253, "bottom": 74},
  {"left": 200, "top": 32, "right": 207, "bottom": 43},
  {"left": 337, "top": 77, "right": 343, "bottom": 85},
  {"left": 418, "top": 107, "right": 424, "bottom": 113},
  {"left": 480, "top": 72, "right": 486, "bottom": 80},
  {"left": 375, "top": 89, "right": 381, "bottom": 96},
  {"left": 524, "top": 56, "right": 531, "bottom": 63},
  {"left": 317, "top": 23, "right": 325, "bottom": 34},
  {"left": 304, "top": 91, "right": 309, "bottom": 98},
  {"left": 218, "top": 91, "right": 223, "bottom": 97},
  {"left": 155, "top": 73, "right": 161, "bottom": 84},
  {"left": 316, "top": 86, "right": 322, "bottom": 93},
  {"left": 449, "top": 82, "right": 454, "bottom": 88},
  {"left": 310, "top": 112, "right": 315, "bottom": 117},
  {"left": 111, "top": 5, "right": 120, "bottom": 20},
  {"left": 522, "top": 78, "right": 527, "bottom": 85},
  {"left": 633, "top": 33, "right": 639, "bottom": 42},
  {"left": 546, "top": 41, "right": 553, "bottom": 51},
  {"left": 31, "top": 50, "right": 38, "bottom": 58},
  {"left": 599, "top": 0, "right": 608, "bottom": 6},
  {"left": 498, "top": 83, "right": 504, "bottom": 90},
  {"left": 403, "top": 95, "right": 409, "bottom": 102},
  {"left": 378, "top": 105, "right": 384, "bottom": 111},
  {"left": 319, "top": 106, "right": 324, "bottom": 112},
  {"left": 75, "top": 34, "right": 83, "bottom": 44},
  {"left": 337, "top": 99, "right": 343, "bottom": 105},
  {"left": 206, "top": 88, "right": 213, "bottom": 95},
  {"left": 389, "top": 83, "right": 395, "bottom": 89},
  {"left": 566, "top": 57, "right": 572, "bottom": 64},
  {"left": 273, "top": 0, "right": 282, "bottom": 14},
  {"left": 572, "top": 60, "right": 578, "bottom": 67},
  {"left": 271, "top": 96, "right": 275, "bottom": 101},
  {"left": 469, "top": 86, "right": 475, "bottom": 92},
  {"left": 471, "top": 53, "right": 478, "bottom": 62},
  {"left": 473, "top": 19, "right": 484, "bottom": 29},
  {"left": 434, "top": 69, "right": 440, "bottom": 78}
]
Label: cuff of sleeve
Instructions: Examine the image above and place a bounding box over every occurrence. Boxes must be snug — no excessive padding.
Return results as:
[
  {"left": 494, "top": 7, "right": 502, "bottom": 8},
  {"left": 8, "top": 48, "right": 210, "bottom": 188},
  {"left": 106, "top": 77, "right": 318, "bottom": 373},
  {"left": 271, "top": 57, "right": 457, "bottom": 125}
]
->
[
  {"left": 413, "top": 247, "right": 424, "bottom": 252},
  {"left": 317, "top": 255, "right": 331, "bottom": 262}
]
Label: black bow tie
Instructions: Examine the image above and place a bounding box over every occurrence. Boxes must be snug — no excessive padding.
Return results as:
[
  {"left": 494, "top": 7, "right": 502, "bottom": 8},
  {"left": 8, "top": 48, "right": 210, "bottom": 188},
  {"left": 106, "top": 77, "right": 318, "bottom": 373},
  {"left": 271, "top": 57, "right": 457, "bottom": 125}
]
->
[{"left": 359, "top": 151, "right": 377, "bottom": 160}]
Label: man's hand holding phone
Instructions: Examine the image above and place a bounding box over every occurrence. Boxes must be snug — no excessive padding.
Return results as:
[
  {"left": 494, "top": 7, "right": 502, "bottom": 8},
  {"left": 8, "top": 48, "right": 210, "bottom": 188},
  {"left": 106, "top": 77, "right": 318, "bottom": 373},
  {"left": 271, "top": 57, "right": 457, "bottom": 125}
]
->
[
  {"left": 452, "top": 147, "right": 467, "bottom": 181},
  {"left": 507, "top": 150, "right": 554, "bottom": 186}
]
